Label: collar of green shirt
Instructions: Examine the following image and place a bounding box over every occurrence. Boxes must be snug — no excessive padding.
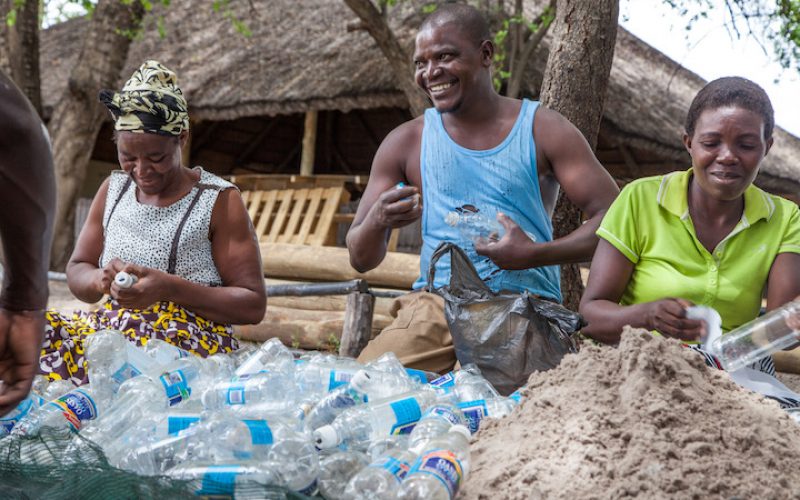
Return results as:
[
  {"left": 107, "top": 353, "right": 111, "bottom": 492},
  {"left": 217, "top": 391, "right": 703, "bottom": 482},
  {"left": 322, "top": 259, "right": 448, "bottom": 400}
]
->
[{"left": 656, "top": 168, "right": 776, "bottom": 226}]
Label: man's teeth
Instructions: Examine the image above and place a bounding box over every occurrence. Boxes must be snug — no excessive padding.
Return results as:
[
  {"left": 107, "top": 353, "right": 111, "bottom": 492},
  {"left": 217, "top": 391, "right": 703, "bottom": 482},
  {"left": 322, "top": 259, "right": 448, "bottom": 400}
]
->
[{"left": 430, "top": 83, "right": 452, "bottom": 92}]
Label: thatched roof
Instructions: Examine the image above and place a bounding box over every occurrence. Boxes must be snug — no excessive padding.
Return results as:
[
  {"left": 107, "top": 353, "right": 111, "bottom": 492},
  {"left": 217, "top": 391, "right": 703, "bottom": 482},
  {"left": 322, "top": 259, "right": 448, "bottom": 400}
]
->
[{"left": 39, "top": 0, "right": 800, "bottom": 191}]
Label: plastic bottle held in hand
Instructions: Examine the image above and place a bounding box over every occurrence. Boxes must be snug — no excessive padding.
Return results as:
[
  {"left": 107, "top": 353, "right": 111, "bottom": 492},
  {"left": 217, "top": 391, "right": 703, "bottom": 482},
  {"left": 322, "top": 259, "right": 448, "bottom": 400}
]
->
[
  {"left": 0, "top": 393, "right": 45, "bottom": 436},
  {"left": 314, "top": 389, "right": 439, "bottom": 451},
  {"left": 397, "top": 425, "right": 471, "bottom": 500},
  {"left": 344, "top": 448, "right": 417, "bottom": 500},
  {"left": 444, "top": 210, "right": 505, "bottom": 243},
  {"left": 317, "top": 450, "right": 370, "bottom": 500},
  {"left": 408, "top": 403, "right": 466, "bottom": 454},
  {"left": 114, "top": 271, "right": 137, "bottom": 288},
  {"left": 12, "top": 386, "right": 102, "bottom": 436},
  {"left": 710, "top": 300, "right": 800, "bottom": 371}
]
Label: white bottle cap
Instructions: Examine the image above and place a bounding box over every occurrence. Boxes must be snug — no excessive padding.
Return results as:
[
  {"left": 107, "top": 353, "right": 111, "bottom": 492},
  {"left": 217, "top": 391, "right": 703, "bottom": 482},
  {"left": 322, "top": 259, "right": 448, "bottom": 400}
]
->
[
  {"left": 449, "top": 424, "right": 471, "bottom": 439},
  {"left": 313, "top": 425, "right": 339, "bottom": 449},
  {"left": 114, "top": 271, "right": 137, "bottom": 289},
  {"left": 349, "top": 370, "right": 371, "bottom": 392}
]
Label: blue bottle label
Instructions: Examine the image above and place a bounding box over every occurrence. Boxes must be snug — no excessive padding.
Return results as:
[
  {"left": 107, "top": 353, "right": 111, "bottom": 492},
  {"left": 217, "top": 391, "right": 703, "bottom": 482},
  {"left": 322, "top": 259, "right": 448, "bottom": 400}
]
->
[
  {"left": 390, "top": 398, "right": 422, "bottom": 435},
  {"left": 111, "top": 362, "right": 142, "bottom": 384},
  {"left": 242, "top": 419, "right": 274, "bottom": 445},
  {"left": 1, "top": 398, "right": 34, "bottom": 433},
  {"left": 373, "top": 455, "right": 411, "bottom": 483},
  {"left": 49, "top": 390, "right": 98, "bottom": 431},
  {"left": 160, "top": 370, "right": 191, "bottom": 406},
  {"left": 405, "top": 368, "right": 430, "bottom": 384},
  {"left": 328, "top": 370, "right": 353, "bottom": 391},
  {"left": 226, "top": 383, "right": 246, "bottom": 405},
  {"left": 430, "top": 372, "right": 456, "bottom": 391},
  {"left": 408, "top": 449, "right": 463, "bottom": 499},
  {"left": 457, "top": 400, "right": 487, "bottom": 434},
  {"left": 167, "top": 415, "right": 200, "bottom": 436},
  {"left": 198, "top": 465, "right": 239, "bottom": 496},
  {"left": 509, "top": 389, "right": 523, "bottom": 404},
  {"left": 425, "top": 406, "right": 462, "bottom": 426}
]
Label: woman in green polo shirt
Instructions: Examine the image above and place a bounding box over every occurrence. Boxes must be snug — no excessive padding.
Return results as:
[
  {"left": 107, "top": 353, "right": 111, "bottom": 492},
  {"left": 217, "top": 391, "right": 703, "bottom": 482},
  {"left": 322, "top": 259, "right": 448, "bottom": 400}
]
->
[{"left": 579, "top": 77, "right": 800, "bottom": 374}]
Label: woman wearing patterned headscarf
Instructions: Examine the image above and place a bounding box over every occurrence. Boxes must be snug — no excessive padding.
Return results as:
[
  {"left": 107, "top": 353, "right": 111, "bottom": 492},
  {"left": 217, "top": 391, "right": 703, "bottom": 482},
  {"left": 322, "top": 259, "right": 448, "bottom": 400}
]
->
[{"left": 39, "top": 61, "right": 266, "bottom": 386}]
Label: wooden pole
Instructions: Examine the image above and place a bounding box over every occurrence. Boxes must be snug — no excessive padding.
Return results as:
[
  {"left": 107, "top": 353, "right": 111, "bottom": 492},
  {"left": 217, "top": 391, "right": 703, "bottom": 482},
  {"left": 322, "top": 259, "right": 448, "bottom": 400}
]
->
[
  {"left": 339, "top": 291, "right": 375, "bottom": 358},
  {"left": 300, "top": 110, "right": 318, "bottom": 176}
]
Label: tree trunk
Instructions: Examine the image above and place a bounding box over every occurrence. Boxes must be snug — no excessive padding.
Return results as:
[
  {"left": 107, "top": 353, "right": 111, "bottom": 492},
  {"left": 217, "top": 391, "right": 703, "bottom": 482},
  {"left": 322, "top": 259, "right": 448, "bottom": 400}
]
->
[
  {"left": 343, "top": 0, "right": 429, "bottom": 117},
  {"left": 539, "top": 0, "right": 619, "bottom": 311},
  {"left": 49, "top": 0, "right": 145, "bottom": 270},
  {"left": 0, "top": 0, "right": 42, "bottom": 115}
]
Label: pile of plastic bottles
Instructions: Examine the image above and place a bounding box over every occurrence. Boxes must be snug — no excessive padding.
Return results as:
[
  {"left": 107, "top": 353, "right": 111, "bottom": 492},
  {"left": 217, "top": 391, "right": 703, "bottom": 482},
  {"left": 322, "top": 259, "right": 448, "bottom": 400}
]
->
[{"left": 0, "top": 330, "right": 522, "bottom": 499}]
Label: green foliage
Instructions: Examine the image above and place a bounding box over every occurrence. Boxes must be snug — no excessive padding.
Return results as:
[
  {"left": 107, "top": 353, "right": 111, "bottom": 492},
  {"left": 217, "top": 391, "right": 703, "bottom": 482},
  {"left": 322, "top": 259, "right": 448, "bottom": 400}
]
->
[
  {"left": 212, "top": 0, "right": 252, "bottom": 36},
  {"left": 5, "top": 0, "right": 27, "bottom": 28},
  {"left": 491, "top": 5, "right": 554, "bottom": 92},
  {"left": 422, "top": 2, "right": 437, "bottom": 14},
  {"left": 326, "top": 332, "right": 341, "bottom": 354}
]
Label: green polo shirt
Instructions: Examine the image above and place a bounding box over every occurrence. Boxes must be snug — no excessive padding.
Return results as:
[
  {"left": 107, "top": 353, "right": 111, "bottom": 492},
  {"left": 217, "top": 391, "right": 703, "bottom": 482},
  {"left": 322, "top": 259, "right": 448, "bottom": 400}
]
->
[{"left": 597, "top": 168, "right": 800, "bottom": 334}]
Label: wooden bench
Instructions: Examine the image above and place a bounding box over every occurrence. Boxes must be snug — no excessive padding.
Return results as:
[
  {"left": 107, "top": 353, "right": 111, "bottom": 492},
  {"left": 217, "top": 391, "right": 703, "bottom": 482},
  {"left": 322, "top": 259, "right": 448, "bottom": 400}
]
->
[
  {"left": 240, "top": 185, "right": 400, "bottom": 251},
  {"left": 241, "top": 187, "right": 346, "bottom": 246}
]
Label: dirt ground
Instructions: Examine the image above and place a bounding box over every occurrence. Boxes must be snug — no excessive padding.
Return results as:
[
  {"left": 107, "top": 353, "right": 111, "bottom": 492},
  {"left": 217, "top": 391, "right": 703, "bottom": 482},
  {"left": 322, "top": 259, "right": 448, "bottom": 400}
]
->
[{"left": 46, "top": 278, "right": 800, "bottom": 393}]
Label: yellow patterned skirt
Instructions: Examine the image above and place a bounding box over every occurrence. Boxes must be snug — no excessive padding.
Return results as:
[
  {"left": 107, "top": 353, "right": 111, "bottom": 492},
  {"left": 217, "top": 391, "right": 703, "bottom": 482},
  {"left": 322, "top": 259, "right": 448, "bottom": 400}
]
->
[{"left": 41, "top": 299, "right": 238, "bottom": 386}]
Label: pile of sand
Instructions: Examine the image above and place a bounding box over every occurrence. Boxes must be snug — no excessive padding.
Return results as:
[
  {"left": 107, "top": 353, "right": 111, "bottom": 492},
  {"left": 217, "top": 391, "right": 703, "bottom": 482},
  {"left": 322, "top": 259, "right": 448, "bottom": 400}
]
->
[{"left": 462, "top": 328, "right": 800, "bottom": 499}]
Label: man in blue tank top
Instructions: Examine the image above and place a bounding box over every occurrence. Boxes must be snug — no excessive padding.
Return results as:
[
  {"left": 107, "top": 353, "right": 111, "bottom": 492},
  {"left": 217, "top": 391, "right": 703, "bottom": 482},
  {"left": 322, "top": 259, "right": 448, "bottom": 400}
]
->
[{"left": 347, "top": 4, "right": 619, "bottom": 373}]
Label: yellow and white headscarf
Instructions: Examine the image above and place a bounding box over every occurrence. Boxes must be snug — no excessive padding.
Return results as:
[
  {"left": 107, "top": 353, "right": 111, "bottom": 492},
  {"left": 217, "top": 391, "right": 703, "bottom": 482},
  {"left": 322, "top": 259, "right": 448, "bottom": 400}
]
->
[{"left": 99, "top": 60, "right": 189, "bottom": 136}]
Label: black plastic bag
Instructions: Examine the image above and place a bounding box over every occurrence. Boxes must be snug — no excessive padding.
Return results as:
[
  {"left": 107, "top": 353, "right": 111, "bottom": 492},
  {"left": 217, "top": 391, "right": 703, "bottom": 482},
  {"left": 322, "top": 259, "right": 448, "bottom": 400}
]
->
[{"left": 427, "top": 242, "right": 583, "bottom": 395}]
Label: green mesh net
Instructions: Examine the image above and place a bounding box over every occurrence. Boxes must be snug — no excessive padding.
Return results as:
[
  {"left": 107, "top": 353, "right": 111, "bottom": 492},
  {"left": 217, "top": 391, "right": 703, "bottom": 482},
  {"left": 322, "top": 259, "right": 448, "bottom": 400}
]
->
[{"left": 0, "top": 430, "right": 314, "bottom": 500}]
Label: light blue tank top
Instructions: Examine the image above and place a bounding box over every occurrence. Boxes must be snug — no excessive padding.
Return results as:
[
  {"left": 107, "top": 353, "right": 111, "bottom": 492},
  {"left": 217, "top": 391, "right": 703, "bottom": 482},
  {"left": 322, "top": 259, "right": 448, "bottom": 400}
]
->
[{"left": 413, "top": 99, "right": 561, "bottom": 301}]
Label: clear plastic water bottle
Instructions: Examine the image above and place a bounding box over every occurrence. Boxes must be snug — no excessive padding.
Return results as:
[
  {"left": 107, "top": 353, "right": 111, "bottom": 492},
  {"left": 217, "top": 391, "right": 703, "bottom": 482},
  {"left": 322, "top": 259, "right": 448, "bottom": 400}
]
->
[
  {"left": 397, "top": 425, "right": 471, "bottom": 500},
  {"left": 146, "top": 355, "right": 232, "bottom": 407},
  {"left": 408, "top": 404, "right": 466, "bottom": 454},
  {"left": 85, "top": 330, "right": 161, "bottom": 400},
  {"left": 78, "top": 375, "right": 167, "bottom": 447},
  {"left": 710, "top": 301, "right": 800, "bottom": 371},
  {"left": 453, "top": 369, "right": 500, "bottom": 403},
  {"left": 266, "top": 433, "right": 320, "bottom": 496},
  {"left": 444, "top": 210, "right": 506, "bottom": 243},
  {"left": 304, "top": 369, "right": 417, "bottom": 433},
  {"left": 456, "top": 396, "right": 516, "bottom": 434},
  {"left": 12, "top": 386, "right": 102, "bottom": 436},
  {"left": 200, "top": 371, "right": 298, "bottom": 412},
  {"left": 166, "top": 462, "right": 283, "bottom": 499},
  {"left": 304, "top": 370, "right": 372, "bottom": 433},
  {"left": 0, "top": 392, "right": 45, "bottom": 435},
  {"left": 141, "top": 338, "right": 191, "bottom": 364},
  {"left": 344, "top": 448, "right": 417, "bottom": 500},
  {"left": 118, "top": 415, "right": 282, "bottom": 475},
  {"left": 314, "top": 389, "right": 439, "bottom": 451},
  {"left": 317, "top": 450, "right": 369, "bottom": 500},
  {"left": 235, "top": 337, "right": 296, "bottom": 376},
  {"left": 296, "top": 358, "right": 364, "bottom": 398},
  {"left": 444, "top": 209, "right": 537, "bottom": 244}
]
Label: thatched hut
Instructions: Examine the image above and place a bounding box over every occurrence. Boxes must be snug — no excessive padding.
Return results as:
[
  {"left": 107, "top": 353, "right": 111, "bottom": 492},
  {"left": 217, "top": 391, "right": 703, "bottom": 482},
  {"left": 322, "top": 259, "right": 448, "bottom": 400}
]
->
[{"left": 39, "top": 0, "right": 800, "bottom": 203}]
